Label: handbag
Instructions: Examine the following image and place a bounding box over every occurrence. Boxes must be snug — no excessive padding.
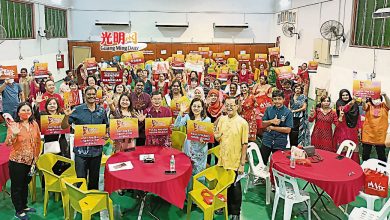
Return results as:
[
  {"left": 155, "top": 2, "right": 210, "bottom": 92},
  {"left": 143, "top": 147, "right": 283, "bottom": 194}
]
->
[
  {"left": 44, "top": 137, "right": 61, "bottom": 154},
  {"left": 303, "top": 146, "right": 315, "bottom": 157},
  {"left": 363, "top": 168, "right": 389, "bottom": 198}
]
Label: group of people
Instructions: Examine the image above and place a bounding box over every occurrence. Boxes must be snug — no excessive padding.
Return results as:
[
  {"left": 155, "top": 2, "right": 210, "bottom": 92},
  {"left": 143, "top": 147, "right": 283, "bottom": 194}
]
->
[{"left": 2, "top": 56, "right": 389, "bottom": 220}]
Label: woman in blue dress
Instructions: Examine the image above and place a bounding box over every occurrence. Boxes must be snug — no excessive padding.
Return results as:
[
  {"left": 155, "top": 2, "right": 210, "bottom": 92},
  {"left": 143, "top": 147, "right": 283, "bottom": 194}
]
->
[{"left": 174, "top": 97, "right": 211, "bottom": 191}]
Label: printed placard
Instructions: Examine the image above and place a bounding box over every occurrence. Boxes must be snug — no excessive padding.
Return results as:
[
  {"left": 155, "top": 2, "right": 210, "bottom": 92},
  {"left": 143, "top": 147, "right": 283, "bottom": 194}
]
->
[
  {"left": 109, "top": 118, "right": 139, "bottom": 139},
  {"left": 40, "top": 115, "right": 70, "bottom": 135},
  {"left": 213, "top": 53, "right": 226, "bottom": 62},
  {"left": 237, "top": 54, "right": 250, "bottom": 62},
  {"left": 96, "top": 89, "right": 103, "bottom": 99},
  {"left": 0, "top": 65, "right": 18, "bottom": 80},
  {"left": 74, "top": 124, "right": 106, "bottom": 147},
  {"left": 255, "top": 54, "right": 268, "bottom": 62},
  {"left": 198, "top": 47, "right": 211, "bottom": 58},
  {"left": 308, "top": 61, "right": 319, "bottom": 73},
  {"left": 152, "top": 61, "right": 169, "bottom": 75},
  {"left": 121, "top": 51, "right": 145, "bottom": 66},
  {"left": 172, "top": 54, "right": 185, "bottom": 69},
  {"left": 276, "top": 66, "right": 294, "bottom": 79},
  {"left": 353, "top": 80, "right": 381, "bottom": 99},
  {"left": 145, "top": 117, "right": 172, "bottom": 136},
  {"left": 187, "top": 120, "right": 214, "bottom": 143},
  {"left": 268, "top": 47, "right": 280, "bottom": 56},
  {"left": 63, "top": 90, "right": 81, "bottom": 107},
  {"left": 100, "top": 68, "right": 123, "bottom": 85},
  {"left": 34, "top": 63, "right": 49, "bottom": 76}
]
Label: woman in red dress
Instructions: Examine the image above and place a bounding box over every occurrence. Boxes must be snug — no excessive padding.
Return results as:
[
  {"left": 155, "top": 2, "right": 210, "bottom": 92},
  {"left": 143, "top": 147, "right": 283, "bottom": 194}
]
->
[
  {"left": 239, "top": 82, "right": 257, "bottom": 141},
  {"left": 153, "top": 73, "right": 169, "bottom": 96},
  {"left": 333, "top": 89, "right": 361, "bottom": 163},
  {"left": 309, "top": 96, "right": 338, "bottom": 152}
]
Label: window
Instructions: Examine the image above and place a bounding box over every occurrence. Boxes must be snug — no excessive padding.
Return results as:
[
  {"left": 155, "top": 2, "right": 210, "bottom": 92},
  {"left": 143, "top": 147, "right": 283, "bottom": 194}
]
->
[
  {"left": 351, "top": 0, "right": 390, "bottom": 48},
  {"left": 45, "top": 6, "right": 67, "bottom": 38},
  {"left": 0, "top": 0, "right": 34, "bottom": 39}
]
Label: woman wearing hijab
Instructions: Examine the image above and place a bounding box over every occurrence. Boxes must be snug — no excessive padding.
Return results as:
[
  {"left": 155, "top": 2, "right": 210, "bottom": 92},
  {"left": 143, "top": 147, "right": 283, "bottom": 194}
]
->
[
  {"left": 193, "top": 86, "right": 205, "bottom": 101},
  {"left": 333, "top": 89, "right": 361, "bottom": 163},
  {"left": 206, "top": 89, "right": 224, "bottom": 122}
]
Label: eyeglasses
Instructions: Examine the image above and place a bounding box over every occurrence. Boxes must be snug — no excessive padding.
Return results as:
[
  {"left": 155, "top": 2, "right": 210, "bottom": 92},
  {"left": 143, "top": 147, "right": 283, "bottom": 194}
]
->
[
  {"left": 225, "top": 104, "right": 236, "bottom": 108},
  {"left": 86, "top": 93, "right": 96, "bottom": 96}
]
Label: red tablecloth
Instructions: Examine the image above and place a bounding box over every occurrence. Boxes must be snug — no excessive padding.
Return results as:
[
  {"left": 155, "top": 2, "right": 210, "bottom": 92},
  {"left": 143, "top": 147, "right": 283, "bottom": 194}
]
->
[
  {"left": 271, "top": 149, "right": 364, "bottom": 206},
  {"left": 104, "top": 146, "right": 192, "bottom": 209},
  {"left": 0, "top": 144, "right": 10, "bottom": 192}
]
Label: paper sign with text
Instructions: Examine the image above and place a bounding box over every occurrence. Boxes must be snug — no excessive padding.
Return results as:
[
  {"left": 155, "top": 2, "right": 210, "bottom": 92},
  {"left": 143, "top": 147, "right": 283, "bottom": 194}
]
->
[
  {"left": 110, "top": 118, "right": 139, "bottom": 139},
  {"left": 187, "top": 120, "right": 214, "bottom": 143},
  {"left": 40, "top": 115, "right": 70, "bottom": 135},
  {"left": 34, "top": 63, "right": 49, "bottom": 76},
  {"left": 74, "top": 124, "right": 106, "bottom": 147},
  {"left": 276, "top": 66, "right": 294, "bottom": 79},
  {"left": 255, "top": 54, "right": 268, "bottom": 62},
  {"left": 0, "top": 65, "right": 18, "bottom": 80},
  {"left": 353, "top": 80, "right": 381, "bottom": 99},
  {"left": 145, "top": 117, "right": 172, "bottom": 136},
  {"left": 308, "top": 61, "right": 319, "bottom": 73},
  {"left": 237, "top": 54, "right": 250, "bottom": 62}
]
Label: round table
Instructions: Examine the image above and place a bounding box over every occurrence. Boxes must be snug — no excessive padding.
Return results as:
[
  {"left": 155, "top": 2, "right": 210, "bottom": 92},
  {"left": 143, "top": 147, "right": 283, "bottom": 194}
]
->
[
  {"left": 0, "top": 144, "right": 11, "bottom": 192},
  {"left": 271, "top": 149, "right": 364, "bottom": 206},
  {"left": 104, "top": 146, "right": 192, "bottom": 209}
]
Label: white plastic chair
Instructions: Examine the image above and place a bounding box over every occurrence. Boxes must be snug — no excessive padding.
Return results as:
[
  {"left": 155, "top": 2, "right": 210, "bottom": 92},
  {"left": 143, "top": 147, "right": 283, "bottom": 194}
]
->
[
  {"left": 358, "top": 159, "right": 390, "bottom": 211},
  {"left": 336, "top": 139, "right": 357, "bottom": 158},
  {"left": 271, "top": 168, "right": 311, "bottom": 220},
  {"left": 349, "top": 196, "right": 390, "bottom": 220},
  {"left": 245, "top": 142, "right": 271, "bottom": 205}
]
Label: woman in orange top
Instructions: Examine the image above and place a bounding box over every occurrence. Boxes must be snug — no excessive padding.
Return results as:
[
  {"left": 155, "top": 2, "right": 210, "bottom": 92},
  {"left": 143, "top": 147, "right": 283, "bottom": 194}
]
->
[
  {"left": 6, "top": 102, "right": 41, "bottom": 220},
  {"left": 361, "top": 93, "right": 390, "bottom": 162}
]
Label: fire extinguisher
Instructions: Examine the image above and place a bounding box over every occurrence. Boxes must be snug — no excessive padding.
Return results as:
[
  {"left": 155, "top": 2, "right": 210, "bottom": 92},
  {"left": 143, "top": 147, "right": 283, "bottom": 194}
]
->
[{"left": 56, "top": 54, "right": 64, "bottom": 69}]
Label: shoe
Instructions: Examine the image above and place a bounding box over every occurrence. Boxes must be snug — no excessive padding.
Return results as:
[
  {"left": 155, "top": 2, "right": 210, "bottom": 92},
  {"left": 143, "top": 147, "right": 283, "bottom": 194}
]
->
[
  {"left": 15, "top": 212, "right": 29, "bottom": 220},
  {"left": 23, "top": 207, "right": 36, "bottom": 213},
  {"left": 214, "top": 208, "right": 224, "bottom": 215},
  {"left": 231, "top": 214, "right": 240, "bottom": 220}
]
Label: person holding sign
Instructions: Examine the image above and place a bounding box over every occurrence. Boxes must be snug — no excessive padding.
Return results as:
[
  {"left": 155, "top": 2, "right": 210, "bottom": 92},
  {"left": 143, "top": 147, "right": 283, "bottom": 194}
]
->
[
  {"left": 61, "top": 86, "right": 109, "bottom": 190},
  {"left": 36, "top": 96, "right": 69, "bottom": 157},
  {"left": 38, "top": 79, "right": 64, "bottom": 112},
  {"left": 135, "top": 91, "right": 172, "bottom": 147},
  {"left": 214, "top": 96, "right": 249, "bottom": 220},
  {"left": 361, "top": 92, "right": 390, "bottom": 162},
  {"left": 0, "top": 77, "right": 24, "bottom": 118},
  {"left": 173, "top": 98, "right": 211, "bottom": 191},
  {"left": 5, "top": 102, "right": 41, "bottom": 220},
  {"left": 333, "top": 89, "right": 360, "bottom": 163},
  {"left": 106, "top": 93, "right": 140, "bottom": 152}
]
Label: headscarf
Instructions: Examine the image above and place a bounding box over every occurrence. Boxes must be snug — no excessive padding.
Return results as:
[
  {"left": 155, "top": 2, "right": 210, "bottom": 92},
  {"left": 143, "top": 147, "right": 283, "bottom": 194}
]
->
[
  {"left": 336, "top": 89, "right": 359, "bottom": 128},
  {"left": 194, "top": 86, "right": 205, "bottom": 101},
  {"left": 207, "top": 89, "right": 223, "bottom": 118}
]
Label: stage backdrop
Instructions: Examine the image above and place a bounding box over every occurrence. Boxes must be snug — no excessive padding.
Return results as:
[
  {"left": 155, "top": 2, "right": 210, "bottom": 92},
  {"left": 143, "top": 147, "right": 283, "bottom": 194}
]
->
[{"left": 68, "top": 41, "right": 275, "bottom": 70}]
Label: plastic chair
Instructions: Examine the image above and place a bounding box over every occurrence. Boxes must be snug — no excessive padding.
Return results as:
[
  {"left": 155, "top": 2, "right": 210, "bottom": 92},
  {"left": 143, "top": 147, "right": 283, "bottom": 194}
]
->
[
  {"left": 28, "top": 140, "right": 44, "bottom": 203},
  {"left": 207, "top": 145, "right": 220, "bottom": 167},
  {"left": 358, "top": 159, "right": 390, "bottom": 211},
  {"left": 186, "top": 166, "right": 235, "bottom": 220},
  {"left": 171, "top": 131, "right": 187, "bottom": 151},
  {"left": 245, "top": 142, "right": 271, "bottom": 205},
  {"left": 271, "top": 168, "right": 311, "bottom": 220},
  {"left": 64, "top": 181, "right": 114, "bottom": 220},
  {"left": 336, "top": 139, "right": 357, "bottom": 158},
  {"left": 349, "top": 196, "right": 390, "bottom": 220},
  {"left": 37, "top": 153, "right": 77, "bottom": 216},
  {"left": 61, "top": 177, "right": 88, "bottom": 220}
]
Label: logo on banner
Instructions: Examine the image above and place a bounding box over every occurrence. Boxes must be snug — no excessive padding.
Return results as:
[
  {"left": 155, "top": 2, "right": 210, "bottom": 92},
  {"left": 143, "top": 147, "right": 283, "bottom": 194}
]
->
[
  {"left": 367, "top": 181, "right": 386, "bottom": 192},
  {"left": 100, "top": 31, "right": 147, "bottom": 52}
]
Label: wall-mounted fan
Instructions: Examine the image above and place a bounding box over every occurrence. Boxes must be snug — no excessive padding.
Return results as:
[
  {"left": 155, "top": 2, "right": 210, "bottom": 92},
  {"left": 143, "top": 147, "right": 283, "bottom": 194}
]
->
[
  {"left": 0, "top": 25, "right": 7, "bottom": 44},
  {"left": 282, "top": 23, "right": 300, "bottom": 39},
  {"left": 320, "top": 20, "right": 346, "bottom": 42},
  {"left": 38, "top": 25, "right": 54, "bottom": 40}
]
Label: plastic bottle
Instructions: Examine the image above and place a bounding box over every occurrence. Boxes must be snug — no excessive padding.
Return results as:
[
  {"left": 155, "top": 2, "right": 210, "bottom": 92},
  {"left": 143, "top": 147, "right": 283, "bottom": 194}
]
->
[
  {"left": 290, "top": 155, "right": 296, "bottom": 169},
  {"left": 170, "top": 155, "right": 175, "bottom": 172}
]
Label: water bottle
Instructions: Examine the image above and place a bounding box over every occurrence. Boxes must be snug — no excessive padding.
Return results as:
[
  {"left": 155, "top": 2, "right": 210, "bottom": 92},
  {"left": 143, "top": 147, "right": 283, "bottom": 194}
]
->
[
  {"left": 170, "top": 155, "right": 175, "bottom": 172},
  {"left": 290, "top": 155, "right": 296, "bottom": 169}
]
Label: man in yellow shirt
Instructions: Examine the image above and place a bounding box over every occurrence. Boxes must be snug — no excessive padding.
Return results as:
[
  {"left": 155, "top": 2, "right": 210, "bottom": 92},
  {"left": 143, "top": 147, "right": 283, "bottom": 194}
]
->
[{"left": 215, "top": 97, "right": 249, "bottom": 220}]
